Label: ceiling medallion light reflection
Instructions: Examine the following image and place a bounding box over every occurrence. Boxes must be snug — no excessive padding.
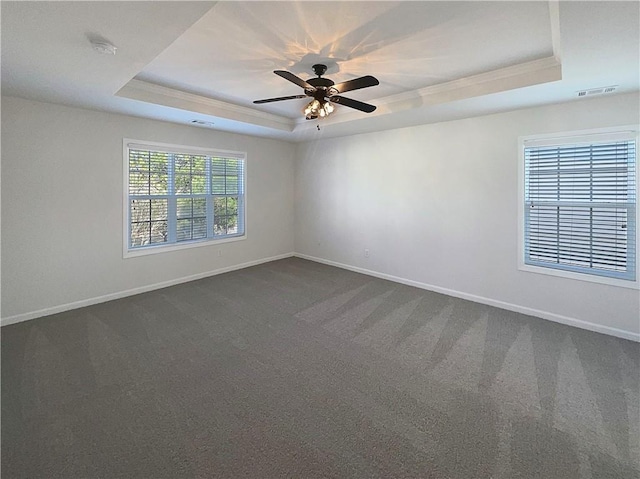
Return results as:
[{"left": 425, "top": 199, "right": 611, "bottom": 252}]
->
[{"left": 90, "top": 40, "right": 117, "bottom": 55}]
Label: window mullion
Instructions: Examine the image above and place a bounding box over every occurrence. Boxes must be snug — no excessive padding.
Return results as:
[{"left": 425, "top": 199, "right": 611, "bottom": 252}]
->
[
  {"left": 206, "top": 157, "right": 214, "bottom": 238},
  {"left": 167, "top": 153, "right": 177, "bottom": 243}
]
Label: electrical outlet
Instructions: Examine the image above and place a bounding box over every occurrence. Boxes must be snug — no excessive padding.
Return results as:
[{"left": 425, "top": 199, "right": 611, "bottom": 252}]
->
[{"left": 364, "top": 249, "right": 370, "bottom": 258}]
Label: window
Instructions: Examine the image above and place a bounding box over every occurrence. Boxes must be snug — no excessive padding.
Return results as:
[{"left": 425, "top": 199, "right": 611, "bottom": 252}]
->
[
  {"left": 124, "top": 140, "right": 245, "bottom": 257},
  {"left": 520, "top": 128, "right": 638, "bottom": 287}
]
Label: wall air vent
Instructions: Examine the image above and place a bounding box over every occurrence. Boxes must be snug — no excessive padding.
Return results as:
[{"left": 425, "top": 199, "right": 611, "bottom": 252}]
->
[
  {"left": 191, "top": 120, "right": 215, "bottom": 127},
  {"left": 576, "top": 85, "right": 618, "bottom": 98}
]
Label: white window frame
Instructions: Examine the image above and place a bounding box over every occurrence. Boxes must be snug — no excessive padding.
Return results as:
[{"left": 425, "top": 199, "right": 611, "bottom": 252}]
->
[
  {"left": 518, "top": 126, "right": 639, "bottom": 289},
  {"left": 123, "top": 139, "right": 247, "bottom": 259}
]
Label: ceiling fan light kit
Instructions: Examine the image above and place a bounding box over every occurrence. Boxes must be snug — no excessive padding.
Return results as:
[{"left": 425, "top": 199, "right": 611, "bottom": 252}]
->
[
  {"left": 254, "top": 63, "right": 379, "bottom": 120},
  {"left": 304, "top": 99, "right": 334, "bottom": 120}
]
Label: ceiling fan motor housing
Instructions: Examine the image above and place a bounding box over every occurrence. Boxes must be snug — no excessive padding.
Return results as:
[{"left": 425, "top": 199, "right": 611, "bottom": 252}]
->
[
  {"left": 307, "top": 66, "right": 334, "bottom": 102},
  {"left": 307, "top": 77, "right": 334, "bottom": 88}
]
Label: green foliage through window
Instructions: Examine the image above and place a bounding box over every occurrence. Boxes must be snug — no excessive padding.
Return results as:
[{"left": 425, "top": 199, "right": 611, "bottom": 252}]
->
[{"left": 127, "top": 145, "right": 245, "bottom": 250}]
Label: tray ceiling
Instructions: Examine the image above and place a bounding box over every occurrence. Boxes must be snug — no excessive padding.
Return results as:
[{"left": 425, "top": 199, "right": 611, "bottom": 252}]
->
[{"left": 2, "top": 1, "right": 638, "bottom": 141}]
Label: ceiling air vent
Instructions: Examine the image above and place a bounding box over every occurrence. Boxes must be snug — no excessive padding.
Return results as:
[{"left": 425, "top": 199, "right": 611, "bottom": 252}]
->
[{"left": 576, "top": 85, "right": 618, "bottom": 98}]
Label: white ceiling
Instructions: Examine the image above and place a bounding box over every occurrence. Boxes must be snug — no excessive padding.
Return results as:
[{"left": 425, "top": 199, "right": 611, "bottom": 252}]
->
[{"left": 2, "top": 1, "right": 639, "bottom": 142}]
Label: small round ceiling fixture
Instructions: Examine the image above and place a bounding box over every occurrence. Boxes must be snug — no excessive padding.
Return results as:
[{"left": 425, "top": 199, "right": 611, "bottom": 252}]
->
[{"left": 91, "top": 40, "right": 117, "bottom": 55}]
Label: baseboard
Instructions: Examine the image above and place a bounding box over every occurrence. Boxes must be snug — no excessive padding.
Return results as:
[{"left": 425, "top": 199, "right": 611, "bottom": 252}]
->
[
  {"left": 294, "top": 253, "right": 640, "bottom": 342},
  {"left": 5, "top": 251, "right": 638, "bottom": 342},
  {"left": 1, "top": 252, "right": 295, "bottom": 327}
]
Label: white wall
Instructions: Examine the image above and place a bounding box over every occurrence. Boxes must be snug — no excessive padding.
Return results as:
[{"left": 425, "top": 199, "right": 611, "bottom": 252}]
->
[
  {"left": 3, "top": 94, "right": 639, "bottom": 338},
  {"left": 1, "top": 96, "right": 295, "bottom": 321},
  {"left": 295, "top": 93, "right": 640, "bottom": 339}
]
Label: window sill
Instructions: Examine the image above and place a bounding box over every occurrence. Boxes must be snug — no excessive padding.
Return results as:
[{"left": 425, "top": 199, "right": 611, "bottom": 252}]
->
[
  {"left": 123, "top": 234, "right": 246, "bottom": 259},
  {"left": 518, "top": 263, "right": 639, "bottom": 290}
]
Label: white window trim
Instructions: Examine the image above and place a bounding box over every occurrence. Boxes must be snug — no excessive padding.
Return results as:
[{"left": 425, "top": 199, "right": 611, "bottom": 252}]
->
[
  {"left": 517, "top": 126, "right": 639, "bottom": 290},
  {"left": 122, "top": 139, "right": 247, "bottom": 259}
]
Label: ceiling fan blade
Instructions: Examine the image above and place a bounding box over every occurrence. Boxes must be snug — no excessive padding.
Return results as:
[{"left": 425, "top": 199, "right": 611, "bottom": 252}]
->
[
  {"left": 330, "top": 75, "right": 379, "bottom": 95},
  {"left": 274, "top": 70, "right": 315, "bottom": 91},
  {"left": 253, "top": 94, "right": 308, "bottom": 104},
  {"left": 331, "top": 96, "right": 377, "bottom": 113}
]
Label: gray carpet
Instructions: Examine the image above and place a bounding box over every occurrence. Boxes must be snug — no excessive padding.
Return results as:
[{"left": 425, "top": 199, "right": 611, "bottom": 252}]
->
[{"left": 2, "top": 257, "right": 638, "bottom": 478}]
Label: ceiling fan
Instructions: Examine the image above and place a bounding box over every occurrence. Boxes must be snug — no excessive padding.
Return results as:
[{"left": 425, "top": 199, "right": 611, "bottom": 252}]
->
[{"left": 253, "top": 64, "right": 379, "bottom": 120}]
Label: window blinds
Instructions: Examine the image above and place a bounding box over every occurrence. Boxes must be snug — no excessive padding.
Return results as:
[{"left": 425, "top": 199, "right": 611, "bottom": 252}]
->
[
  {"left": 524, "top": 140, "right": 636, "bottom": 280},
  {"left": 128, "top": 146, "right": 245, "bottom": 250}
]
